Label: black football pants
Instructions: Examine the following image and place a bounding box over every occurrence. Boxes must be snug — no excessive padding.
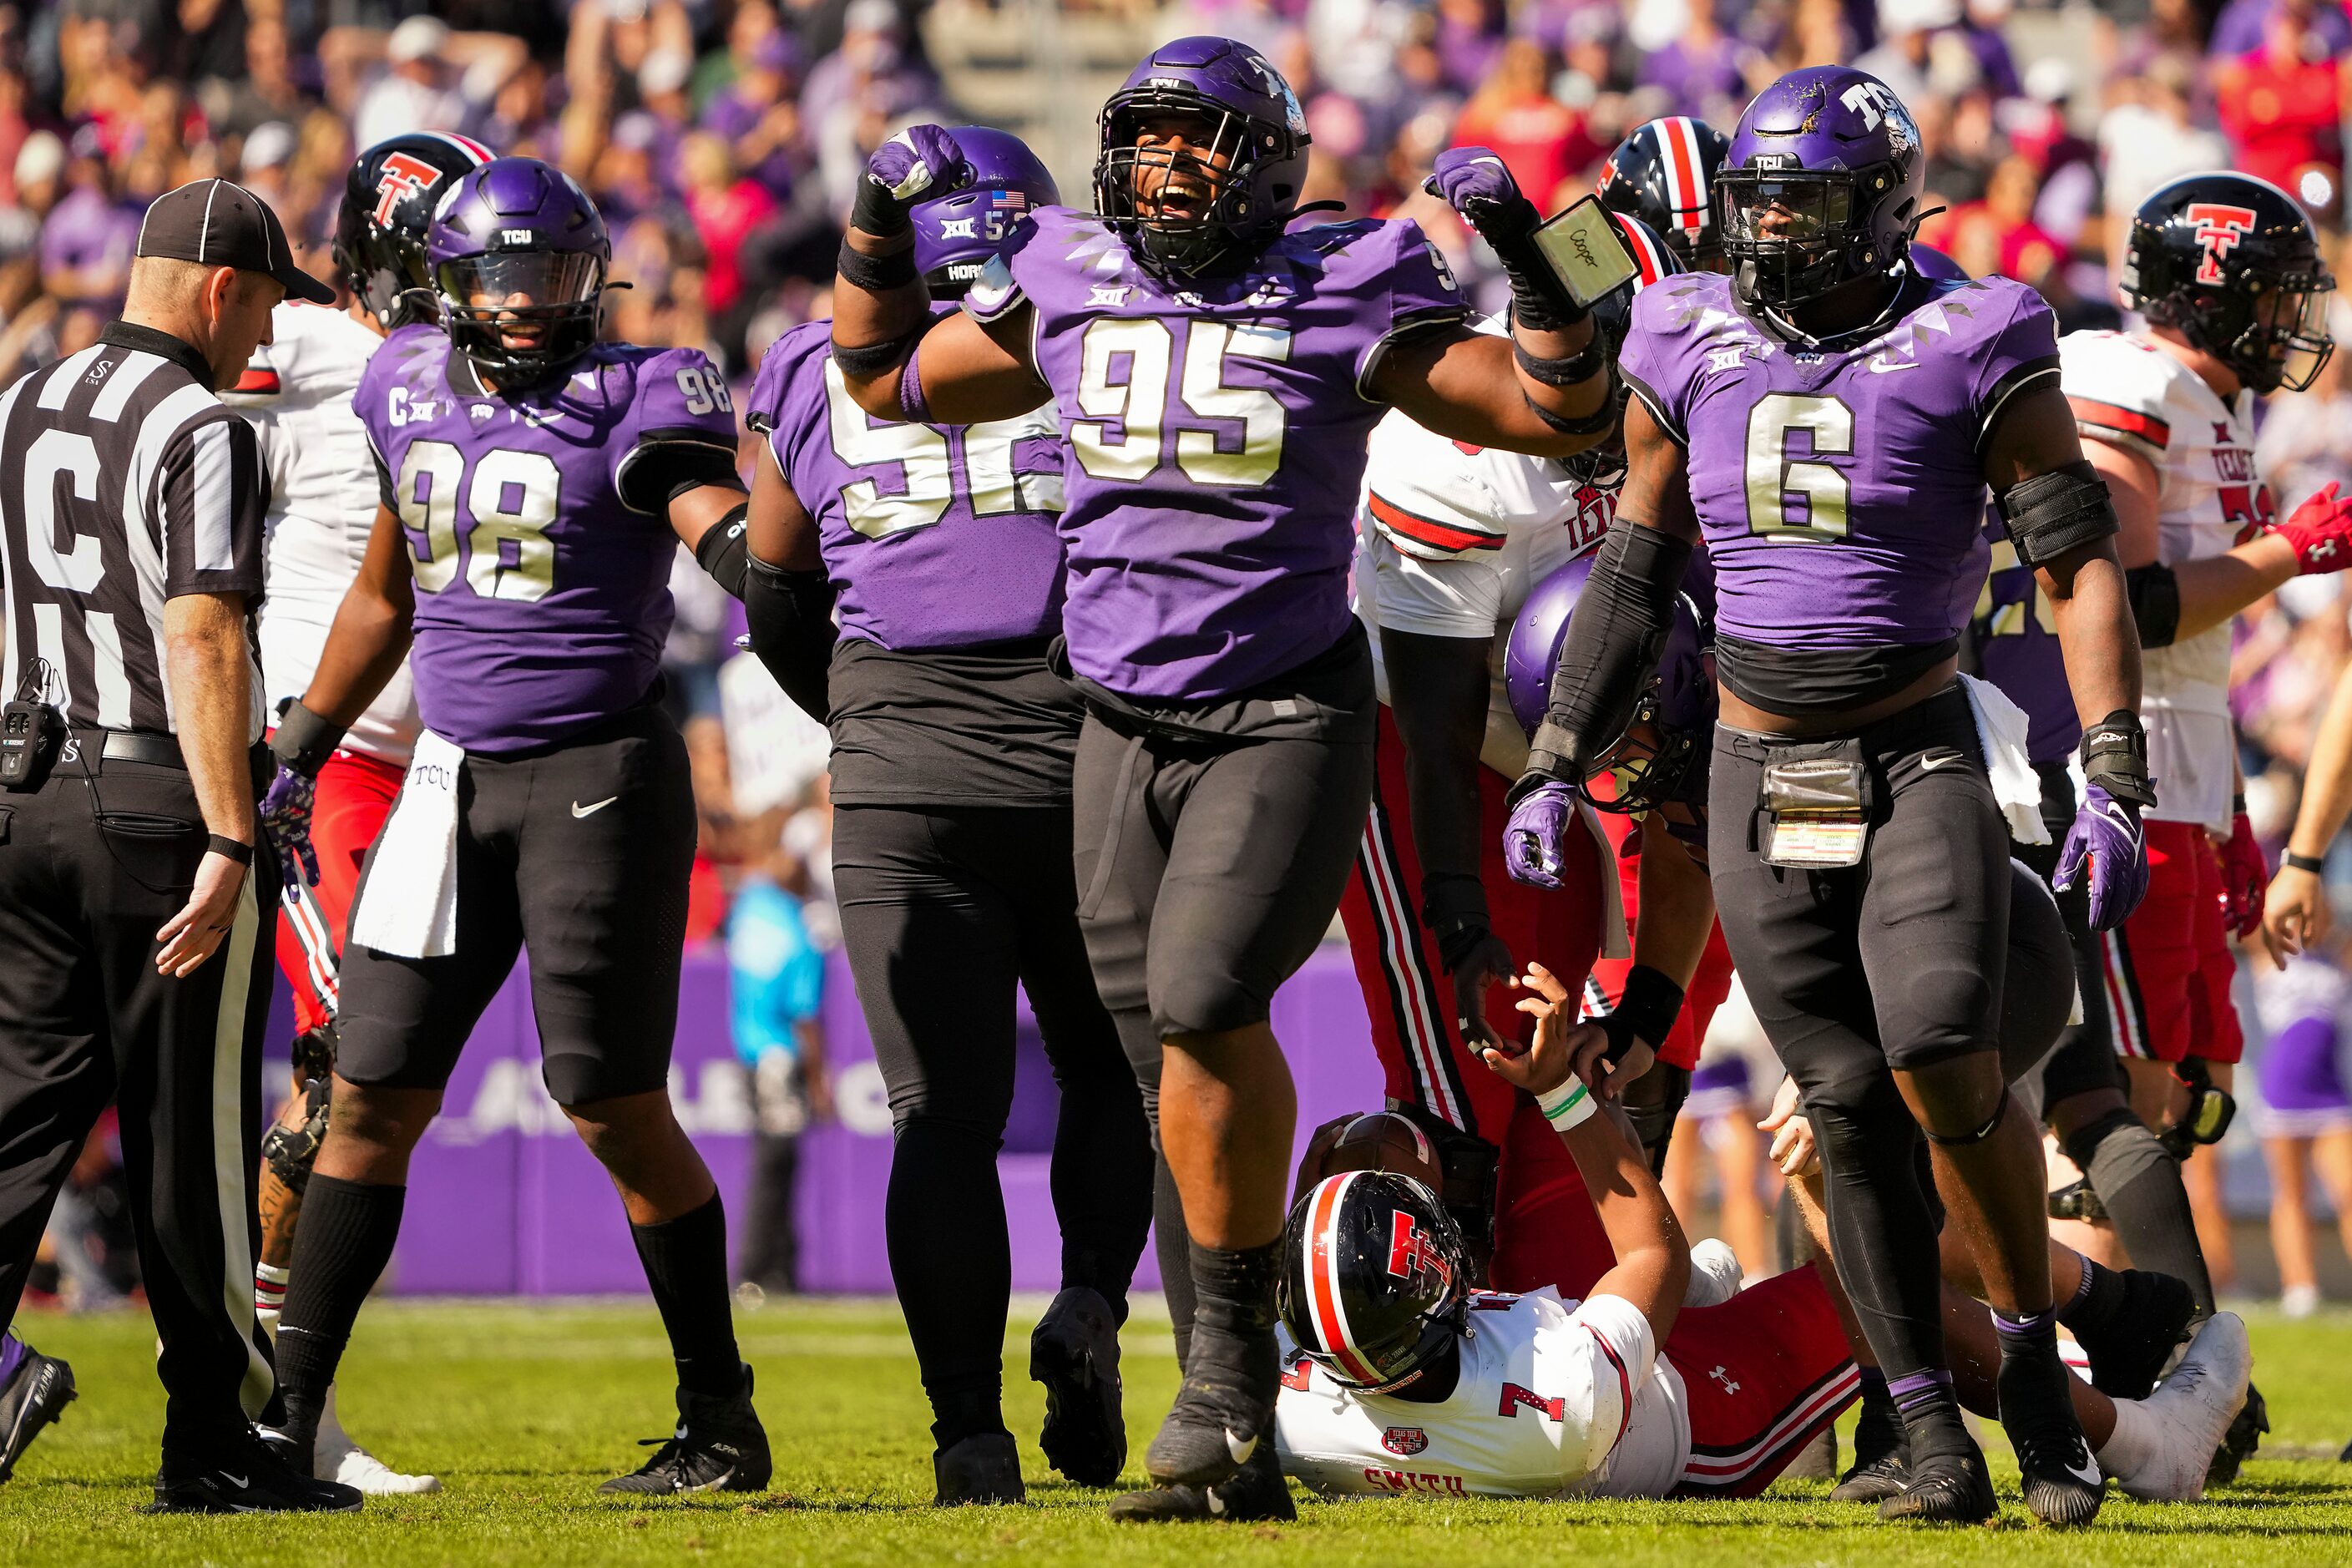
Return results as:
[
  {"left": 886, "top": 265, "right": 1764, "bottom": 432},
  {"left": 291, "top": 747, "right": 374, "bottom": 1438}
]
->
[
  {"left": 832, "top": 802, "right": 1154, "bottom": 1450},
  {"left": 0, "top": 756, "right": 277, "bottom": 1445}
]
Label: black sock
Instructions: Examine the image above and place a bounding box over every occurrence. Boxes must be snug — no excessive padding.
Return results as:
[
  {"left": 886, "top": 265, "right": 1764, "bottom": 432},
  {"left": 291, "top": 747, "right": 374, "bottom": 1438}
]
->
[
  {"left": 630, "top": 1194, "right": 744, "bottom": 1399},
  {"left": 1888, "top": 1368, "right": 1972, "bottom": 1460},
  {"left": 884, "top": 1118, "right": 1009, "bottom": 1449},
  {"left": 2056, "top": 1256, "right": 2127, "bottom": 1336},
  {"left": 273, "top": 1176, "right": 406, "bottom": 1435},
  {"left": 2068, "top": 1110, "right": 2218, "bottom": 1318},
  {"left": 1152, "top": 1156, "right": 1196, "bottom": 1372}
]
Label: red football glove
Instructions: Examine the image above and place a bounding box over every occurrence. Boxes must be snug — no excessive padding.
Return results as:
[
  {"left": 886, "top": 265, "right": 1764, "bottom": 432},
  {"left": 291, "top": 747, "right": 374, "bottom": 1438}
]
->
[
  {"left": 2271, "top": 482, "right": 2352, "bottom": 574},
  {"left": 2219, "top": 811, "right": 2268, "bottom": 939}
]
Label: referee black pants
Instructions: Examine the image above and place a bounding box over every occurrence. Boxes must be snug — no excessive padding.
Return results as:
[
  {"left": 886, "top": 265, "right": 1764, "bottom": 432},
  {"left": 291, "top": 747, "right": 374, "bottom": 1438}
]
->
[{"left": 0, "top": 756, "right": 277, "bottom": 1445}]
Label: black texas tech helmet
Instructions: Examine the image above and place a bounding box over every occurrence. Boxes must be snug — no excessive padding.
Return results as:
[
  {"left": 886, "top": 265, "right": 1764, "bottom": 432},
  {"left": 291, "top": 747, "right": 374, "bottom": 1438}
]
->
[
  {"left": 1596, "top": 116, "right": 1731, "bottom": 271},
  {"left": 2121, "top": 171, "right": 2335, "bottom": 394},
  {"left": 336, "top": 131, "right": 496, "bottom": 330},
  {"left": 1279, "top": 1171, "right": 1468, "bottom": 1394}
]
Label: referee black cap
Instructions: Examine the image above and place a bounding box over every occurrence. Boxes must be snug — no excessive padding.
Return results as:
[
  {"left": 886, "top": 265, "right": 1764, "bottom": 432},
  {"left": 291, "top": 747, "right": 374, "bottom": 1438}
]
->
[{"left": 135, "top": 178, "right": 336, "bottom": 305}]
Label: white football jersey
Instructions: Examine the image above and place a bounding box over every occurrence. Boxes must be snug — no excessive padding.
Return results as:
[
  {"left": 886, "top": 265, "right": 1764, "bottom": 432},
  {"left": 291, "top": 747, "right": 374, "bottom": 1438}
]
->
[
  {"left": 1274, "top": 1287, "right": 1689, "bottom": 1500},
  {"left": 227, "top": 301, "right": 419, "bottom": 765},
  {"left": 1352, "top": 316, "right": 1621, "bottom": 781},
  {"left": 2060, "top": 329, "right": 2267, "bottom": 832}
]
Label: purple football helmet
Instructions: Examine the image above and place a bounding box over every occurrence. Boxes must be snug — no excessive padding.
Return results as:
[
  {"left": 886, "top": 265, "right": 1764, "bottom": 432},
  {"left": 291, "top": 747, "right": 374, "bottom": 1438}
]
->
[
  {"left": 913, "top": 127, "right": 1059, "bottom": 301},
  {"left": 1094, "top": 35, "right": 1311, "bottom": 278},
  {"left": 1717, "top": 66, "right": 1926, "bottom": 311},
  {"left": 1505, "top": 551, "right": 1716, "bottom": 816},
  {"left": 428, "top": 156, "right": 610, "bottom": 382},
  {"left": 1909, "top": 241, "right": 1969, "bottom": 281}
]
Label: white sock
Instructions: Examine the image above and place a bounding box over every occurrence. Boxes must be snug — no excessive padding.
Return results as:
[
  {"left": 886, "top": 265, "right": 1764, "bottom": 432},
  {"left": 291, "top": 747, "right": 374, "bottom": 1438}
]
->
[{"left": 2092, "top": 1395, "right": 2152, "bottom": 1479}]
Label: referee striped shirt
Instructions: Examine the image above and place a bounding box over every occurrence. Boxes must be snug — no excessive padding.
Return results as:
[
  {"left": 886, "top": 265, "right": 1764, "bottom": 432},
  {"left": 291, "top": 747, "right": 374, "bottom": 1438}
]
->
[{"left": 0, "top": 321, "right": 267, "bottom": 738}]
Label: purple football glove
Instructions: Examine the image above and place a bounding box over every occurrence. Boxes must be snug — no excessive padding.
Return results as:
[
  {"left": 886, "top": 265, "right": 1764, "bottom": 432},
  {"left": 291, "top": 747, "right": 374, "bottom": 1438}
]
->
[
  {"left": 1504, "top": 781, "right": 1579, "bottom": 890},
  {"left": 259, "top": 763, "right": 320, "bottom": 890},
  {"left": 1423, "top": 146, "right": 1538, "bottom": 247},
  {"left": 853, "top": 125, "right": 967, "bottom": 237},
  {"left": 2053, "top": 784, "right": 2149, "bottom": 931}
]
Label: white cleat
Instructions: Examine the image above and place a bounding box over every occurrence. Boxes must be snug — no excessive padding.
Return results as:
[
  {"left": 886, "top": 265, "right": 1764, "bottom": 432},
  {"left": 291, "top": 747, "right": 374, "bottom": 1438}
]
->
[
  {"left": 2112, "top": 1313, "right": 2250, "bottom": 1502},
  {"left": 1686, "top": 1239, "right": 1744, "bottom": 1309},
  {"left": 316, "top": 1383, "right": 440, "bottom": 1495}
]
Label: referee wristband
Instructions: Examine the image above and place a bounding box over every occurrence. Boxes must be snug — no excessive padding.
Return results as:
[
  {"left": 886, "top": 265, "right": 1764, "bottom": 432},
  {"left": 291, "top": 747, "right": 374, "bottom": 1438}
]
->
[
  {"left": 2284, "top": 850, "right": 2327, "bottom": 874},
  {"left": 1537, "top": 1077, "right": 1597, "bottom": 1130},
  {"left": 207, "top": 835, "right": 254, "bottom": 866}
]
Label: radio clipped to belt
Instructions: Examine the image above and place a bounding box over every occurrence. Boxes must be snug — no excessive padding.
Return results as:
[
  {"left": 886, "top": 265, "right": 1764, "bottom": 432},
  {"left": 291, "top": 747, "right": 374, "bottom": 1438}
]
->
[
  {"left": 0, "top": 661, "right": 64, "bottom": 792},
  {"left": 1758, "top": 737, "right": 1871, "bottom": 870}
]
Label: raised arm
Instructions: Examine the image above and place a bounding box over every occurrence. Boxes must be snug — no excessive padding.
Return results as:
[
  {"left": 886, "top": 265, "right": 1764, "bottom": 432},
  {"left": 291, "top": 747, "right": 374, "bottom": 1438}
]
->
[{"left": 832, "top": 128, "right": 1050, "bottom": 425}]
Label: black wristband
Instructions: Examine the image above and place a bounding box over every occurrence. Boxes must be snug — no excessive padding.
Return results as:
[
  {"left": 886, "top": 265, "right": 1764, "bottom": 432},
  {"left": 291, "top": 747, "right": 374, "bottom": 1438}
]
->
[
  {"left": 850, "top": 174, "right": 918, "bottom": 239},
  {"left": 207, "top": 834, "right": 254, "bottom": 866},
  {"left": 1524, "top": 385, "right": 1621, "bottom": 438},
  {"left": 1511, "top": 327, "right": 1607, "bottom": 388},
  {"left": 2079, "top": 709, "right": 2157, "bottom": 810},
  {"left": 1608, "top": 964, "right": 1686, "bottom": 1064},
  {"left": 269, "top": 699, "right": 346, "bottom": 778},
  {"left": 837, "top": 237, "right": 918, "bottom": 292},
  {"left": 1420, "top": 870, "right": 1490, "bottom": 929},
  {"left": 2284, "top": 850, "right": 2327, "bottom": 873},
  {"left": 832, "top": 330, "right": 921, "bottom": 378},
  {"left": 2232, "top": 792, "right": 2248, "bottom": 816}
]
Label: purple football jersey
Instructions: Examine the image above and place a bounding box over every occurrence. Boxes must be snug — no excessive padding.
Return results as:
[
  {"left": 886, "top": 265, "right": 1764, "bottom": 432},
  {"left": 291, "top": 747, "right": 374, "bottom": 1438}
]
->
[
  {"left": 746, "top": 311, "right": 1066, "bottom": 650},
  {"left": 354, "top": 325, "right": 741, "bottom": 753},
  {"left": 1618, "top": 271, "right": 2060, "bottom": 651},
  {"left": 1970, "top": 505, "right": 2081, "bottom": 763},
  {"left": 966, "top": 207, "right": 1468, "bottom": 700}
]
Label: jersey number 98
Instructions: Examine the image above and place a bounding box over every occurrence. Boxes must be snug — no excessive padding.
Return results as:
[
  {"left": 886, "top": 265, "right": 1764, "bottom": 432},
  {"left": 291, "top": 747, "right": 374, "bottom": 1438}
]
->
[{"left": 396, "top": 441, "right": 562, "bottom": 601}]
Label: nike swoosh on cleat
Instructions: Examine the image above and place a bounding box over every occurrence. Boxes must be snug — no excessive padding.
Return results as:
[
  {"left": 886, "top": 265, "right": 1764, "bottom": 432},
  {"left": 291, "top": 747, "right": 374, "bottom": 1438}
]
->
[
  {"left": 220, "top": 1473, "right": 249, "bottom": 1488},
  {"left": 1225, "top": 1429, "right": 1258, "bottom": 1465},
  {"left": 571, "top": 797, "right": 619, "bottom": 818}
]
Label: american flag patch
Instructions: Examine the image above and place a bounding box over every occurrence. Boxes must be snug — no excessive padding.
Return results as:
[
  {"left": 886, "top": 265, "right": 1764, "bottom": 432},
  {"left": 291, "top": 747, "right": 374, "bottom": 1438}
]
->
[{"left": 991, "top": 190, "right": 1027, "bottom": 210}]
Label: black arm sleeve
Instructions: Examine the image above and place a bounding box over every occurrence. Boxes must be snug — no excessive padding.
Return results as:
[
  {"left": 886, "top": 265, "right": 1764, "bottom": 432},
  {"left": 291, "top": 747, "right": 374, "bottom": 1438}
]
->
[
  {"left": 692, "top": 503, "right": 751, "bottom": 598},
  {"left": 743, "top": 554, "right": 838, "bottom": 723},
  {"left": 616, "top": 434, "right": 745, "bottom": 514},
  {"left": 1516, "top": 522, "right": 1692, "bottom": 798},
  {"left": 2124, "top": 563, "right": 2180, "bottom": 650}
]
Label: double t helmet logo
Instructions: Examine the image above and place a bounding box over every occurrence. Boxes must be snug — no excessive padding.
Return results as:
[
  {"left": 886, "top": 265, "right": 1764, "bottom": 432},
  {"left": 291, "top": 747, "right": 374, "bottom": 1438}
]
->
[{"left": 2186, "top": 203, "right": 2258, "bottom": 287}]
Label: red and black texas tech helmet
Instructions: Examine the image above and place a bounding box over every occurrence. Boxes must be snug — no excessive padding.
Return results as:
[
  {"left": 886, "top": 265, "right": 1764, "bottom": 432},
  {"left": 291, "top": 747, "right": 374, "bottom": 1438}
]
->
[
  {"left": 2121, "top": 171, "right": 2335, "bottom": 394},
  {"left": 336, "top": 131, "right": 495, "bottom": 330},
  {"left": 1279, "top": 1171, "right": 1469, "bottom": 1393}
]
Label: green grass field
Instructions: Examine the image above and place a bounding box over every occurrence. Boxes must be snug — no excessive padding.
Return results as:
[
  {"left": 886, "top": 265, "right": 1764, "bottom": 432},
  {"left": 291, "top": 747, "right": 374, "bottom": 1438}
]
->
[{"left": 3, "top": 1297, "right": 2350, "bottom": 1565}]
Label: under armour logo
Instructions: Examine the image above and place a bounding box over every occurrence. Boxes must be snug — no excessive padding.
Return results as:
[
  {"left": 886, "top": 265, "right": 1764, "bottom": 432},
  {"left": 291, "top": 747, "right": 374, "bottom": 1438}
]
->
[
  {"left": 2314, "top": 539, "right": 2340, "bottom": 562},
  {"left": 1706, "top": 346, "right": 1745, "bottom": 372},
  {"left": 1087, "top": 286, "right": 1131, "bottom": 308},
  {"left": 1709, "top": 1365, "right": 1742, "bottom": 1395}
]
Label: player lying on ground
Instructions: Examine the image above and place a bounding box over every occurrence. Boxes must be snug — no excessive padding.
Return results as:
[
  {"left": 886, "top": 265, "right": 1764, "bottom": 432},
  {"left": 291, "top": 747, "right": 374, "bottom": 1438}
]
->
[
  {"left": 1266, "top": 973, "right": 2245, "bottom": 1503},
  {"left": 257, "top": 156, "right": 766, "bottom": 1495},
  {"left": 826, "top": 36, "right": 1621, "bottom": 1522}
]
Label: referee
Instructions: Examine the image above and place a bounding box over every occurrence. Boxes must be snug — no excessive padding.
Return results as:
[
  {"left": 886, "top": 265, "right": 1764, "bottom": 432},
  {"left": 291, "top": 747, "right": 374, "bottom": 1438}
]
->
[{"left": 0, "top": 179, "right": 358, "bottom": 1514}]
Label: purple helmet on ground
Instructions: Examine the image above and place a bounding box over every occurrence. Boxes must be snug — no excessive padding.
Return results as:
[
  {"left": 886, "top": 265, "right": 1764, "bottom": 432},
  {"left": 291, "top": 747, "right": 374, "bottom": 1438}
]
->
[
  {"left": 1505, "top": 551, "right": 1716, "bottom": 816},
  {"left": 913, "top": 127, "right": 1059, "bottom": 301},
  {"left": 1094, "top": 35, "right": 1312, "bottom": 278},
  {"left": 1717, "top": 66, "right": 1926, "bottom": 311},
  {"left": 428, "top": 156, "right": 609, "bottom": 383},
  {"left": 1909, "top": 241, "right": 1968, "bottom": 281}
]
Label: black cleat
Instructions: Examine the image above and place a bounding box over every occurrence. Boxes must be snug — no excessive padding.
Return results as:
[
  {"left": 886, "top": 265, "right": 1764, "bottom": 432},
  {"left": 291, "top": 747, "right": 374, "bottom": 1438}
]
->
[
  {"left": 1878, "top": 1444, "right": 1996, "bottom": 1524},
  {"left": 2076, "top": 1269, "right": 2197, "bottom": 1401},
  {"left": 933, "top": 1431, "right": 1024, "bottom": 1505},
  {"left": 0, "top": 1338, "right": 75, "bottom": 1484},
  {"left": 2001, "top": 1348, "right": 2104, "bottom": 1527},
  {"left": 2207, "top": 1380, "right": 2268, "bottom": 1489},
  {"left": 1832, "top": 1381, "right": 1909, "bottom": 1504},
  {"left": 1030, "top": 1287, "right": 1125, "bottom": 1486},
  {"left": 599, "top": 1365, "right": 771, "bottom": 1495},
  {"left": 150, "top": 1428, "right": 362, "bottom": 1514},
  {"left": 1108, "top": 1444, "right": 1294, "bottom": 1523},
  {"left": 1143, "top": 1318, "right": 1277, "bottom": 1489}
]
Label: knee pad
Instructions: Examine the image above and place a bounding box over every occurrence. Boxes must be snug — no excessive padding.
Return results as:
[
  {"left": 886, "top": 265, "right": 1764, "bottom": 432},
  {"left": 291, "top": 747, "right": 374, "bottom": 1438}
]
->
[
  {"left": 260, "top": 1075, "right": 332, "bottom": 1196},
  {"left": 1922, "top": 1088, "right": 2010, "bottom": 1148}
]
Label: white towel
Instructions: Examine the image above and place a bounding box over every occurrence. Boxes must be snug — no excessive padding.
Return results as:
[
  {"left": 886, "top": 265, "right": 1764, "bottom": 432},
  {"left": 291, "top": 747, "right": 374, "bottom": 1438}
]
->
[
  {"left": 1576, "top": 796, "right": 1632, "bottom": 960},
  {"left": 349, "top": 730, "right": 465, "bottom": 959},
  {"left": 1960, "top": 674, "right": 2049, "bottom": 846}
]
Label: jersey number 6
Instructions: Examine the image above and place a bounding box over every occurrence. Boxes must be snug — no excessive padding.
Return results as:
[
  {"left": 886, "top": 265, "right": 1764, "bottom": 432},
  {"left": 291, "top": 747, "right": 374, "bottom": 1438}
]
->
[{"left": 1744, "top": 392, "right": 1854, "bottom": 541}]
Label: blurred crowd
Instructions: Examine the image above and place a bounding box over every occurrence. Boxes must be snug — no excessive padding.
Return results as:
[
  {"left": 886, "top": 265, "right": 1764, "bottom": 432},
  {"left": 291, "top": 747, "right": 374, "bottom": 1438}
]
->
[{"left": 13, "top": 0, "right": 2352, "bottom": 1302}]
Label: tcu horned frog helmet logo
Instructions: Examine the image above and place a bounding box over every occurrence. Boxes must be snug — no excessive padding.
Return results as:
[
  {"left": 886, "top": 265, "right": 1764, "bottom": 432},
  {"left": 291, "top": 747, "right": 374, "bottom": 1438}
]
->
[
  {"left": 2188, "top": 203, "right": 2258, "bottom": 286},
  {"left": 372, "top": 151, "right": 450, "bottom": 226}
]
